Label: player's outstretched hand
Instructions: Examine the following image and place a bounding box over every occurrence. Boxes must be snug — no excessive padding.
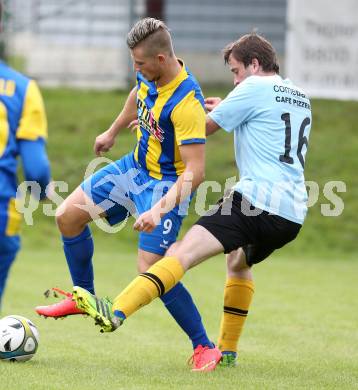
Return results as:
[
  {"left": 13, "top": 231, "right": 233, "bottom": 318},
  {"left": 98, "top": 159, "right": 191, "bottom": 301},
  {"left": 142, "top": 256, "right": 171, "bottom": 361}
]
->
[
  {"left": 94, "top": 130, "right": 116, "bottom": 156},
  {"left": 133, "top": 210, "right": 159, "bottom": 233},
  {"left": 204, "top": 97, "right": 222, "bottom": 112}
]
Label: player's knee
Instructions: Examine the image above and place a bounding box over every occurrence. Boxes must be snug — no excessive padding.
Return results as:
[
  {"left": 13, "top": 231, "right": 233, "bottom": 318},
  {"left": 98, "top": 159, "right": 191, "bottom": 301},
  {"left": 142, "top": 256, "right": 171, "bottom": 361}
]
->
[
  {"left": 236, "top": 267, "right": 253, "bottom": 280},
  {"left": 55, "top": 208, "right": 69, "bottom": 232},
  {"left": 55, "top": 207, "right": 84, "bottom": 236},
  {"left": 226, "top": 248, "right": 251, "bottom": 277},
  {"left": 137, "top": 259, "right": 149, "bottom": 273},
  {"left": 165, "top": 245, "right": 191, "bottom": 270},
  {"left": 166, "top": 241, "right": 180, "bottom": 257},
  {"left": 166, "top": 242, "right": 185, "bottom": 261},
  {"left": 55, "top": 201, "right": 65, "bottom": 219},
  {"left": 137, "top": 251, "right": 163, "bottom": 273}
]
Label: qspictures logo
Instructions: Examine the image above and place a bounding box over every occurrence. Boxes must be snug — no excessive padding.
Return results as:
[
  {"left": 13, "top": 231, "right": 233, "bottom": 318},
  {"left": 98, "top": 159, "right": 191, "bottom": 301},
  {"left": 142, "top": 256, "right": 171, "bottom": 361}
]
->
[{"left": 15, "top": 155, "right": 347, "bottom": 234}]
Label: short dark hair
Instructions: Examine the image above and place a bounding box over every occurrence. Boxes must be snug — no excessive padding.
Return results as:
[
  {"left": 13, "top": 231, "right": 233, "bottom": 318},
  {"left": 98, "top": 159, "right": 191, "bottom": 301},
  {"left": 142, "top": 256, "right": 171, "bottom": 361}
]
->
[{"left": 223, "top": 33, "right": 280, "bottom": 74}]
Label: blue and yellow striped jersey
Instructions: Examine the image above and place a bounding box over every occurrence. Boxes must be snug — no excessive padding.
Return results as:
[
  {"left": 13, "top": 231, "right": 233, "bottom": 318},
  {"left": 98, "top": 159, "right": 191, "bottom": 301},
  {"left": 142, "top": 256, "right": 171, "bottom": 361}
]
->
[
  {"left": 134, "top": 61, "right": 206, "bottom": 180},
  {"left": 0, "top": 61, "right": 47, "bottom": 201}
]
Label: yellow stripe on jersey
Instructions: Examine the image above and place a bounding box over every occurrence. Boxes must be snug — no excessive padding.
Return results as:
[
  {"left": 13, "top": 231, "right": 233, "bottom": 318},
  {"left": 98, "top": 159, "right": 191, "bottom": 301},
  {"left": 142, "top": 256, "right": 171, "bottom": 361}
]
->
[
  {"left": 171, "top": 90, "right": 206, "bottom": 175},
  {"left": 6, "top": 198, "right": 22, "bottom": 236},
  {"left": 17, "top": 80, "right": 48, "bottom": 140},
  {"left": 171, "top": 89, "right": 206, "bottom": 145},
  {"left": 0, "top": 101, "right": 10, "bottom": 158},
  {"left": 174, "top": 138, "right": 184, "bottom": 175},
  {"left": 146, "top": 85, "right": 181, "bottom": 180}
]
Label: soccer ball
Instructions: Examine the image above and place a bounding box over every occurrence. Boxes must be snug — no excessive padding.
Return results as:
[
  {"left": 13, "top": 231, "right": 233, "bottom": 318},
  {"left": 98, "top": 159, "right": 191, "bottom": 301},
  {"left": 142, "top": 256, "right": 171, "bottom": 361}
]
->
[{"left": 0, "top": 315, "right": 39, "bottom": 362}]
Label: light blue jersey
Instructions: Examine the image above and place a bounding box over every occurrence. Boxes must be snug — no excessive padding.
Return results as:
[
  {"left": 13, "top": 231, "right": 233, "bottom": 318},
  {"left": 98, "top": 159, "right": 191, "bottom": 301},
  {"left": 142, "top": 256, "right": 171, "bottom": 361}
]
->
[{"left": 209, "top": 75, "right": 312, "bottom": 224}]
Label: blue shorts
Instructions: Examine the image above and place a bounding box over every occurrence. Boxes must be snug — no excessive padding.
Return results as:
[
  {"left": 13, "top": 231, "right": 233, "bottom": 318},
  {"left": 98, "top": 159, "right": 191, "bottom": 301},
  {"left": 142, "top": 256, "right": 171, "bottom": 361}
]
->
[{"left": 81, "top": 153, "right": 190, "bottom": 256}]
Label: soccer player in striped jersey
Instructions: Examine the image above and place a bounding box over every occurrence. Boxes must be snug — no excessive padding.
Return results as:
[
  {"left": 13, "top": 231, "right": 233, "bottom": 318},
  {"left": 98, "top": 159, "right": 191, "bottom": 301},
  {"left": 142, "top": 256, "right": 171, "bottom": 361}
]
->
[
  {"left": 0, "top": 2, "right": 51, "bottom": 309},
  {"left": 73, "top": 33, "right": 312, "bottom": 370},
  {"left": 35, "top": 18, "right": 221, "bottom": 371}
]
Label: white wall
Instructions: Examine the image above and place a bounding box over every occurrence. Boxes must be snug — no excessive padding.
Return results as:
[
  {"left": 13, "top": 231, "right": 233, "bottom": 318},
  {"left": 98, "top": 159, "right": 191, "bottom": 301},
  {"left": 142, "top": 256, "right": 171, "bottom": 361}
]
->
[
  {"left": 286, "top": 0, "right": 358, "bottom": 100},
  {"left": 6, "top": 0, "right": 287, "bottom": 88},
  {"left": 7, "top": 0, "right": 142, "bottom": 89}
]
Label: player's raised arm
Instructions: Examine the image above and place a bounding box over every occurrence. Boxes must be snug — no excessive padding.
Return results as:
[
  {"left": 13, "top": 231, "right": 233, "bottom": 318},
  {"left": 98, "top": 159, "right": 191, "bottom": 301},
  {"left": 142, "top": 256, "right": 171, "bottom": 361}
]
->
[
  {"left": 204, "top": 96, "right": 222, "bottom": 112},
  {"left": 160, "top": 142, "right": 206, "bottom": 208},
  {"left": 204, "top": 97, "right": 222, "bottom": 136},
  {"left": 205, "top": 115, "right": 221, "bottom": 136},
  {"left": 94, "top": 86, "right": 137, "bottom": 156}
]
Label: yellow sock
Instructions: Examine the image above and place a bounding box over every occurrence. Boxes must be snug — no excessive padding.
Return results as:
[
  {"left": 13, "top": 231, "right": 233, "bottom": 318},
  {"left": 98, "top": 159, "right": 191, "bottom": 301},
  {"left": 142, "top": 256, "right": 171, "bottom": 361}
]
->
[
  {"left": 218, "top": 277, "right": 255, "bottom": 353},
  {"left": 112, "top": 256, "right": 184, "bottom": 318}
]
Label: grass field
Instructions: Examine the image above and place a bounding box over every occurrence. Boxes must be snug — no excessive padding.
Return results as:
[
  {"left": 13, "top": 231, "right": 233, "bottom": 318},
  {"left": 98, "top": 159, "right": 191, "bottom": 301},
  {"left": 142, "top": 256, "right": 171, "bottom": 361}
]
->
[
  {"left": 0, "top": 88, "right": 357, "bottom": 388},
  {"left": 0, "top": 250, "right": 357, "bottom": 389}
]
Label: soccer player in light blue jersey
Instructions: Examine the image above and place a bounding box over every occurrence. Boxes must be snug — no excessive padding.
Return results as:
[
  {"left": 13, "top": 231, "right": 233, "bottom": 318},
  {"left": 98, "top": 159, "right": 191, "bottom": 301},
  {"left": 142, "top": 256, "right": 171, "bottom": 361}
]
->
[
  {"left": 73, "top": 33, "right": 312, "bottom": 370},
  {"left": 0, "top": 2, "right": 51, "bottom": 310}
]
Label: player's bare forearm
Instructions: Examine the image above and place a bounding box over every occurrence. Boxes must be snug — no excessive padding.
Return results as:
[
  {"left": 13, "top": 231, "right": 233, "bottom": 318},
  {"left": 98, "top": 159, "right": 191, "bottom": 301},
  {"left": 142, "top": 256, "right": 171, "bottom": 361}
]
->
[
  {"left": 108, "top": 87, "right": 138, "bottom": 136},
  {"left": 204, "top": 97, "right": 222, "bottom": 136},
  {"left": 94, "top": 87, "right": 138, "bottom": 155},
  {"left": 156, "top": 169, "right": 203, "bottom": 218},
  {"left": 154, "top": 144, "right": 205, "bottom": 218},
  {"left": 206, "top": 116, "right": 220, "bottom": 136},
  {"left": 133, "top": 144, "right": 205, "bottom": 232}
]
